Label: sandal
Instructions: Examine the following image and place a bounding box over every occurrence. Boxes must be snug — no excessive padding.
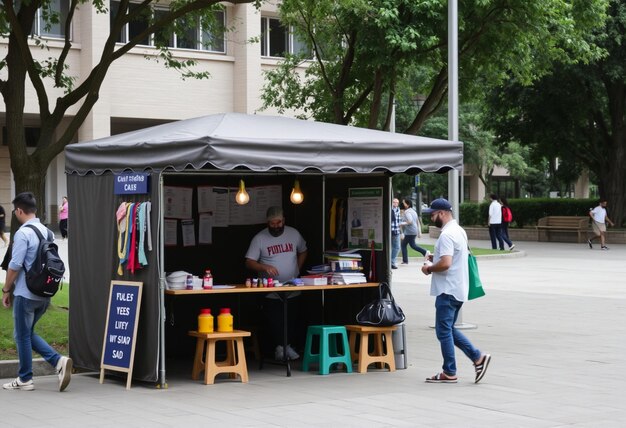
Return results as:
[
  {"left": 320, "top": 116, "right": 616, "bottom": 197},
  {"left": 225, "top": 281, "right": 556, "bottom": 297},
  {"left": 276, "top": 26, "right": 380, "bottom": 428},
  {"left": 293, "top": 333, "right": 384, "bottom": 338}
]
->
[
  {"left": 425, "top": 372, "right": 458, "bottom": 383},
  {"left": 474, "top": 354, "right": 492, "bottom": 384}
]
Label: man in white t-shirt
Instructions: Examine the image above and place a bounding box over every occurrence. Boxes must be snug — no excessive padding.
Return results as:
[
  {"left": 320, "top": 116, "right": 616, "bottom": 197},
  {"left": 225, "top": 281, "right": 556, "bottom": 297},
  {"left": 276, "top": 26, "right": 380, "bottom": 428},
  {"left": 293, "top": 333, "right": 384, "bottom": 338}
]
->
[
  {"left": 246, "top": 206, "right": 308, "bottom": 361},
  {"left": 487, "top": 193, "right": 504, "bottom": 250},
  {"left": 420, "top": 198, "right": 491, "bottom": 384},
  {"left": 587, "top": 199, "right": 614, "bottom": 250}
]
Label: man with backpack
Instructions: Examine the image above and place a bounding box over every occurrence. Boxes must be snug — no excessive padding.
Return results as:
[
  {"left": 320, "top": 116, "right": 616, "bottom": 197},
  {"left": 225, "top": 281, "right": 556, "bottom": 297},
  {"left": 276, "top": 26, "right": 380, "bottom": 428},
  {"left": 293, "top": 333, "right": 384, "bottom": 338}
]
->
[{"left": 2, "top": 192, "right": 72, "bottom": 392}]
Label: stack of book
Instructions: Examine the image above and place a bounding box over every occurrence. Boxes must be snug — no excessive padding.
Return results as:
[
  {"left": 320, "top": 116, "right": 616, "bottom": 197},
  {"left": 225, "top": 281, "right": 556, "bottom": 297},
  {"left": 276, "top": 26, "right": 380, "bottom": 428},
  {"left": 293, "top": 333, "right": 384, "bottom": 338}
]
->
[{"left": 324, "top": 250, "right": 366, "bottom": 284}]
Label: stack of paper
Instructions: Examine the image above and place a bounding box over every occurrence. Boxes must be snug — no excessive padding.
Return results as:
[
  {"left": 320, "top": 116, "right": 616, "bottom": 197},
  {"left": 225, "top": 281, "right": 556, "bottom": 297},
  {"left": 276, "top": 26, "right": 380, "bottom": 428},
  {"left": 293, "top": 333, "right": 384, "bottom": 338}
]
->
[{"left": 330, "top": 271, "right": 367, "bottom": 285}]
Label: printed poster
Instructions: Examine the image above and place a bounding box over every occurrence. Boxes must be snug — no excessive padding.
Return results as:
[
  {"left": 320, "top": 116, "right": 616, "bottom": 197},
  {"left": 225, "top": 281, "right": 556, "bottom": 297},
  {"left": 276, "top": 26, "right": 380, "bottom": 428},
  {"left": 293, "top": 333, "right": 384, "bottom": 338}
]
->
[{"left": 348, "top": 187, "right": 383, "bottom": 250}]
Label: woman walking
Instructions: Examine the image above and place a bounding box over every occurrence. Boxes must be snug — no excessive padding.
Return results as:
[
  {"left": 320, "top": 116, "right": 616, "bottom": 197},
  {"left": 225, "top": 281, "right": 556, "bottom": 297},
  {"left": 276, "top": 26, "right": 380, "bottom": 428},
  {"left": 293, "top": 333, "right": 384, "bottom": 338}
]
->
[
  {"left": 400, "top": 198, "right": 429, "bottom": 264},
  {"left": 59, "top": 196, "right": 69, "bottom": 239},
  {"left": 500, "top": 197, "right": 515, "bottom": 250}
]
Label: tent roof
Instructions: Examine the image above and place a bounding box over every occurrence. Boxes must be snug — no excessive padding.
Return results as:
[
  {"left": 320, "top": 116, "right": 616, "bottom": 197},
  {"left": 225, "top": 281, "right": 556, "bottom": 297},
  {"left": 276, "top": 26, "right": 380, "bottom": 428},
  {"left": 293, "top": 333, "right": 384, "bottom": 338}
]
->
[{"left": 64, "top": 113, "right": 463, "bottom": 175}]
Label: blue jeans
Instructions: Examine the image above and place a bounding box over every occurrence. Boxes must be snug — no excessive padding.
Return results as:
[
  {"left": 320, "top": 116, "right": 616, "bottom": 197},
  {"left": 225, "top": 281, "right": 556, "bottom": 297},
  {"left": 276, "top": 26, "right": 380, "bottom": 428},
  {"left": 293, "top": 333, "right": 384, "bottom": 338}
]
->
[
  {"left": 391, "top": 233, "right": 401, "bottom": 267},
  {"left": 13, "top": 296, "right": 61, "bottom": 382},
  {"left": 501, "top": 222, "right": 513, "bottom": 248},
  {"left": 434, "top": 294, "right": 481, "bottom": 376},
  {"left": 401, "top": 234, "right": 427, "bottom": 263}
]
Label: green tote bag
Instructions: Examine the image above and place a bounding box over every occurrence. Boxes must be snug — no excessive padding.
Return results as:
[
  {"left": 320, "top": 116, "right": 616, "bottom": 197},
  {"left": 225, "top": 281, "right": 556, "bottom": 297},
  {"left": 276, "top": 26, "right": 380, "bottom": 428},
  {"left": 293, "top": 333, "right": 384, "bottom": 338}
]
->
[{"left": 468, "top": 252, "right": 486, "bottom": 300}]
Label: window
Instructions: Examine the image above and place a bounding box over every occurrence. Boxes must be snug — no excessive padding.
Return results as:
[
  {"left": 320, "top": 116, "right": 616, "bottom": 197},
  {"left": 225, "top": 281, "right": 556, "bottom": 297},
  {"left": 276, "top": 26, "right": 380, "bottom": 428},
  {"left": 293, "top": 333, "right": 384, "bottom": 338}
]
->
[
  {"left": 110, "top": 1, "right": 226, "bottom": 53},
  {"left": 33, "top": 0, "right": 70, "bottom": 39},
  {"left": 260, "top": 17, "right": 310, "bottom": 58},
  {"left": 2, "top": 127, "right": 40, "bottom": 148}
]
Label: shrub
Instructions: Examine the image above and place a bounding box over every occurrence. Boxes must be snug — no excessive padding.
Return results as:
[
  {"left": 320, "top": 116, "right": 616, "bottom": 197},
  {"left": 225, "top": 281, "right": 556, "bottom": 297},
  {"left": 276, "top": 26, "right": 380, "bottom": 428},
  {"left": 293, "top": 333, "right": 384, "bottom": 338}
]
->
[{"left": 460, "top": 198, "right": 598, "bottom": 228}]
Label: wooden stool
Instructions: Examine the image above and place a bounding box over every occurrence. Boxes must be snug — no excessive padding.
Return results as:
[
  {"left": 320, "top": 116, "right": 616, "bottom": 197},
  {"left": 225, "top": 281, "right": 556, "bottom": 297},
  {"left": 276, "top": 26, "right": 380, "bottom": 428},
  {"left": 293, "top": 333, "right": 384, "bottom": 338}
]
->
[
  {"left": 345, "top": 325, "right": 397, "bottom": 373},
  {"left": 188, "top": 330, "right": 251, "bottom": 384},
  {"left": 302, "top": 325, "right": 353, "bottom": 375}
]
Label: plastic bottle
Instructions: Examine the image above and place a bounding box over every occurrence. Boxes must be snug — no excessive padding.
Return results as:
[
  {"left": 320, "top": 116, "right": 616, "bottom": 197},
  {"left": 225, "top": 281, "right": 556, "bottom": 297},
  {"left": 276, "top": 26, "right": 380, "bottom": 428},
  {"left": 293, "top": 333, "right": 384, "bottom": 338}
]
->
[
  {"left": 217, "top": 308, "right": 234, "bottom": 332},
  {"left": 185, "top": 274, "right": 194, "bottom": 290},
  {"left": 203, "top": 269, "right": 213, "bottom": 290},
  {"left": 198, "top": 309, "right": 214, "bottom": 333}
]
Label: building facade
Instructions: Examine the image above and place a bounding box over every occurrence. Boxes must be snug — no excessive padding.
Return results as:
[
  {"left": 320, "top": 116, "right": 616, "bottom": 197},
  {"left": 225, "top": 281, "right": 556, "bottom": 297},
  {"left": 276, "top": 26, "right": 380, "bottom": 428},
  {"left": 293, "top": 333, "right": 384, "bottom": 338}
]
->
[{"left": 1, "top": 1, "right": 301, "bottom": 224}]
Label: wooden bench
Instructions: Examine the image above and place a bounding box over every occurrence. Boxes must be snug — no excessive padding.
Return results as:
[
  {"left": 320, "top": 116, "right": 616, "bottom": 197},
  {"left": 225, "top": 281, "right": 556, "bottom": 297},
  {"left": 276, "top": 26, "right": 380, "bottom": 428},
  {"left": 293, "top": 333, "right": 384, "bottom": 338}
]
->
[{"left": 536, "top": 216, "right": 589, "bottom": 243}]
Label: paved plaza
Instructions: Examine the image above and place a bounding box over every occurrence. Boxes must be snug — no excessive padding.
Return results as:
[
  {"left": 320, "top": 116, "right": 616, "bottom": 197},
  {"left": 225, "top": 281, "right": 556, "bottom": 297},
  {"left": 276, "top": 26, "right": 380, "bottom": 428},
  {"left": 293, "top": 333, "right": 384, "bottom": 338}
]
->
[{"left": 1, "top": 238, "right": 625, "bottom": 427}]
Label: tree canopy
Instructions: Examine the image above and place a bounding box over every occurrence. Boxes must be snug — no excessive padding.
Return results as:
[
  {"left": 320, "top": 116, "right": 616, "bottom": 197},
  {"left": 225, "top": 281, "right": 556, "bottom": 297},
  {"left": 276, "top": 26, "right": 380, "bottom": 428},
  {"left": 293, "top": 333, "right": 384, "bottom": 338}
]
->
[
  {"left": 261, "top": 0, "right": 607, "bottom": 134},
  {"left": 486, "top": 0, "right": 625, "bottom": 225}
]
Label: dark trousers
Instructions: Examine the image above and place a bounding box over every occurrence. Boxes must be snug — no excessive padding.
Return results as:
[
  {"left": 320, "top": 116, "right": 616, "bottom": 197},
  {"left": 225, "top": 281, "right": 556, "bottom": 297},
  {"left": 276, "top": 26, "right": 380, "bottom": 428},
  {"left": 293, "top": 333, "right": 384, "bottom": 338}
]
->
[
  {"left": 262, "top": 295, "right": 302, "bottom": 354},
  {"left": 59, "top": 219, "right": 68, "bottom": 238},
  {"left": 489, "top": 224, "right": 504, "bottom": 250},
  {"left": 401, "top": 234, "right": 427, "bottom": 262},
  {"left": 501, "top": 222, "right": 513, "bottom": 248}
]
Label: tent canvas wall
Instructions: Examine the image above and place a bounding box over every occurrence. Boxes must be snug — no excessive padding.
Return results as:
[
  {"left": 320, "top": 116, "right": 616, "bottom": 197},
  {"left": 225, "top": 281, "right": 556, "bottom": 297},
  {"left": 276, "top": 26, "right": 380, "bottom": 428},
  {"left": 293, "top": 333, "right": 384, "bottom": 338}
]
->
[{"left": 65, "top": 113, "right": 463, "bottom": 385}]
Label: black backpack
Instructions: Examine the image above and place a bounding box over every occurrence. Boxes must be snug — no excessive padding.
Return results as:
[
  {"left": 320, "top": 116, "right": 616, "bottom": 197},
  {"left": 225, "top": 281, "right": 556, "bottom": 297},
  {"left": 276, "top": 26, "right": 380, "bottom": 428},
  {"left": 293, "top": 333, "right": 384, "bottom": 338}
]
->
[{"left": 23, "top": 224, "right": 65, "bottom": 297}]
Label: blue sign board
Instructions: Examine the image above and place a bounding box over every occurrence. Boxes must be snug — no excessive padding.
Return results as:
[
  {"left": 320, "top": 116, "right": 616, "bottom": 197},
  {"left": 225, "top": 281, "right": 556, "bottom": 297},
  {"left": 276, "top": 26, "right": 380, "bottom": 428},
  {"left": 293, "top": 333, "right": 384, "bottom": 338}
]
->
[
  {"left": 101, "top": 281, "right": 142, "bottom": 370},
  {"left": 114, "top": 173, "right": 149, "bottom": 195}
]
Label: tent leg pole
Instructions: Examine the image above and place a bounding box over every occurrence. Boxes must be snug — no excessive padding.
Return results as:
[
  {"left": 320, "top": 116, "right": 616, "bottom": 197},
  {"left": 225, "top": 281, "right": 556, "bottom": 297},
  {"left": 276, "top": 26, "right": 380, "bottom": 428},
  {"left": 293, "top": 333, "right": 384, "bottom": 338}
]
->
[{"left": 158, "top": 173, "right": 167, "bottom": 388}]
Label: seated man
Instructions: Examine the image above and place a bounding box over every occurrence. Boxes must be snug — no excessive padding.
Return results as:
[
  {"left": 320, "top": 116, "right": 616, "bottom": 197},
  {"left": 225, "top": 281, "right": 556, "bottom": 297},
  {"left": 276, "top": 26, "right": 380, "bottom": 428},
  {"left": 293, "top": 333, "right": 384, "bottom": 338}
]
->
[{"left": 245, "top": 206, "right": 307, "bottom": 360}]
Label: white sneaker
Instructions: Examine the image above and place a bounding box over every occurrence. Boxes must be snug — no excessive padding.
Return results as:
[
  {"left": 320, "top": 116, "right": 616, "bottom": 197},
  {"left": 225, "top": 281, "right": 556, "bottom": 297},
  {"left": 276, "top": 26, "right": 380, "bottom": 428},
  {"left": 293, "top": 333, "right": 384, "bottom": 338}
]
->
[
  {"left": 285, "top": 344, "right": 300, "bottom": 360},
  {"left": 3, "top": 377, "right": 34, "bottom": 391},
  {"left": 56, "top": 356, "right": 72, "bottom": 392},
  {"left": 274, "top": 345, "right": 284, "bottom": 361}
]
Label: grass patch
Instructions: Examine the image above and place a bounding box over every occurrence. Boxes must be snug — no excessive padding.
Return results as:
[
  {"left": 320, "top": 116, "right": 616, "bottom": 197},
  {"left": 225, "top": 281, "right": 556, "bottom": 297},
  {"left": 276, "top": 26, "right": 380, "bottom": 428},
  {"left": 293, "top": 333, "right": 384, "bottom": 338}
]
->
[
  {"left": 407, "top": 244, "right": 502, "bottom": 257},
  {"left": 0, "top": 284, "right": 69, "bottom": 360}
]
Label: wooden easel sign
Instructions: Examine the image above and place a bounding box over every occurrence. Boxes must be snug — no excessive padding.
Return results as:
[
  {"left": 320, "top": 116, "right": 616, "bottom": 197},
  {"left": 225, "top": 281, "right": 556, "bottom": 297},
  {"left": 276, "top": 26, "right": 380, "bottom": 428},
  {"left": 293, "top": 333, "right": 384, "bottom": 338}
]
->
[{"left": 100, "top": 280, "right": 143, "bottom": 389}]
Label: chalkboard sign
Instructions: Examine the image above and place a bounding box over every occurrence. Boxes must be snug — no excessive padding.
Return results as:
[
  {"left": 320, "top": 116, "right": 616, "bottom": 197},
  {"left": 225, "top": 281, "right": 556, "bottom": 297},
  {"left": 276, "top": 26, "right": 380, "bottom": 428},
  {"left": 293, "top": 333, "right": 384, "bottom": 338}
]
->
[{"left": 100, "top": 281, "right": 143, "bottom": 389}]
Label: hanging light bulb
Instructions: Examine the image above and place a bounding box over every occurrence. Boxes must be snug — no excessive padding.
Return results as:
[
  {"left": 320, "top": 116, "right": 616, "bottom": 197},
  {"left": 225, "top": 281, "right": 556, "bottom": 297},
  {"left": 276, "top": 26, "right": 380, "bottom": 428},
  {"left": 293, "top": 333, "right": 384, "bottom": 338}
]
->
[
  {"left": 235, "top": 179, "right": 250, "bottom": 205},
  {"left": 290, "top": 179, "right": 304, "bottom": 204}
]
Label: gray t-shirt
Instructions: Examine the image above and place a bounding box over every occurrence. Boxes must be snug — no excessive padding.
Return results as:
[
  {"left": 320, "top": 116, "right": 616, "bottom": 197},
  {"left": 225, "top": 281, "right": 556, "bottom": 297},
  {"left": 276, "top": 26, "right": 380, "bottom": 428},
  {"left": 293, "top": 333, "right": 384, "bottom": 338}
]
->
[{"left": 245, "top": 225, "right": 307, "bottom": 282}]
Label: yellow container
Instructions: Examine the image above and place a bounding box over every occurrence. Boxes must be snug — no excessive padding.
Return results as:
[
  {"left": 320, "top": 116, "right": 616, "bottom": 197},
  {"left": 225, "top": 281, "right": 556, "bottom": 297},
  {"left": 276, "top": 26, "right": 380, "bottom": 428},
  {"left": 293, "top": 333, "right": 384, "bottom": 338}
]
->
[
  {"left": 198, "top": 309, "right": 214, "bottom": 333},
  {"left": 217, "top": 308, "right": 233, "bottom": 332}
]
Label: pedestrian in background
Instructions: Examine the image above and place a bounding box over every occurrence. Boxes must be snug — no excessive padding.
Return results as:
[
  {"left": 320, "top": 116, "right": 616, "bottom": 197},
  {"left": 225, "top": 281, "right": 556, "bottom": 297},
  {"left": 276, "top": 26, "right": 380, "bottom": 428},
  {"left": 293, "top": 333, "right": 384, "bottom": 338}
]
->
[
  {"left": 390, "top": 198, "right": 401, "bottom": 269},
  {"left": 400, "top": 198, "right": 429, "bottom": 264},
  {"left": 421, "top": 198, "right": 491, "bottom": 384},
  {"left": 487, "top": 193, "right": 504, "bottom": 250},
  {"left": 0, "top": 205, "right": 8, "bottom": 246},
  {"left": 500, "top": 197, "right": 515, "bottom": 251},
  {"left": 587, "top": 199, "right": 614, "bottom": 250},
  {"left": 58, "top": 196, "right": 68, "bottom": 239}
]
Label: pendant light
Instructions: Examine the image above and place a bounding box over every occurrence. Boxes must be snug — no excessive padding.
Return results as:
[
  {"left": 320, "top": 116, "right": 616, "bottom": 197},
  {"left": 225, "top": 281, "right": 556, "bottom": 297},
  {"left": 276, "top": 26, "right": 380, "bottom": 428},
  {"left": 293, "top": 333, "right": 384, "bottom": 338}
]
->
[
  {"left": 235, "top": 179, "right": 250, "bottom": 205},
  {"left": 290, "top": 179, "right": 304, "bottom": 204}
]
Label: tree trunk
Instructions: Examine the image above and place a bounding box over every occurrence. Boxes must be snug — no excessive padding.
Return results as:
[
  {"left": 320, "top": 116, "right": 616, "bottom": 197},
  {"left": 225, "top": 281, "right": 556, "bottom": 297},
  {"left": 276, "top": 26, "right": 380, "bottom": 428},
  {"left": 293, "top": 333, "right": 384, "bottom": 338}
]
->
[{"left": 601, "top": 131, "right": 625, "bottom": 227}]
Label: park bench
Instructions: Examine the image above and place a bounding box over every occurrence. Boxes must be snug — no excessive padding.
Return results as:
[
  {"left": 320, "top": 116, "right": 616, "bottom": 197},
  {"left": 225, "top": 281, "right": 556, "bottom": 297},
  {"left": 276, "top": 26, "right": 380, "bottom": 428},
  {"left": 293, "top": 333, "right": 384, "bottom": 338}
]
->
[{"left": 536, "top": 216, "right": 589, "bottom": 243}]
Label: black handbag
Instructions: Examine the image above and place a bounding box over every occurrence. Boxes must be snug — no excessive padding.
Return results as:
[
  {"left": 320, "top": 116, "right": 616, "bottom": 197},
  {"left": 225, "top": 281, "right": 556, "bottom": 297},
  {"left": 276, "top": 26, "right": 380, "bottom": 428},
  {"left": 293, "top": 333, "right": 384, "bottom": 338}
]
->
[{"left": 356, "top": 282, "right": 406, "bottom": 326}]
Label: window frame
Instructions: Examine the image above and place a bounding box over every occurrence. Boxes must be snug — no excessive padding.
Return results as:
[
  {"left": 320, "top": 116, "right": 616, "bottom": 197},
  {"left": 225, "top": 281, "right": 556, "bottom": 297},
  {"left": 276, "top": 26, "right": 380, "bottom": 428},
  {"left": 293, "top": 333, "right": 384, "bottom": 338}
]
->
[
  {"left": 34, "top": 0, "right": 71, "bottom": 40},
  {"left": 260, "top": 16, "right": 310, "bottom": 59},
  {"left": 110, "top": 1, "right": 226, "bottom": 54}
]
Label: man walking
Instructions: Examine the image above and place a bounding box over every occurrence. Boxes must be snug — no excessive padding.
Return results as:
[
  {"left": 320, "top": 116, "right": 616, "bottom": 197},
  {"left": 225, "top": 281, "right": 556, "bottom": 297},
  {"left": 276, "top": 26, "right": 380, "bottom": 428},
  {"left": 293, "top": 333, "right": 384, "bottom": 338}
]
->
[
  {"left": 2, "top": 192, "right": 72, "bottom": 391},
  {"left": 420, "top": 198, "right": 491, "bottom": 383},
  {"left": 488, "top": 193, "right": 504, "bottom": 250},
  {"left": 390, "top": 198, "right": 401, "bottom": 269},
  {"left": 587, "top": 199, "right": 614, "bottom": 250}
]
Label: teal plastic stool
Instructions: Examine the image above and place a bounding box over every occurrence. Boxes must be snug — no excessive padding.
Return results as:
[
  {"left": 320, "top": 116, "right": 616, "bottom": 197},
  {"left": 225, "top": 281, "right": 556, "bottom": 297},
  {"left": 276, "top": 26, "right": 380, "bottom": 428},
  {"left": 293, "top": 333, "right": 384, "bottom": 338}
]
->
[{"left": 302, "top": 325, "right": 353, "bottom": 375}]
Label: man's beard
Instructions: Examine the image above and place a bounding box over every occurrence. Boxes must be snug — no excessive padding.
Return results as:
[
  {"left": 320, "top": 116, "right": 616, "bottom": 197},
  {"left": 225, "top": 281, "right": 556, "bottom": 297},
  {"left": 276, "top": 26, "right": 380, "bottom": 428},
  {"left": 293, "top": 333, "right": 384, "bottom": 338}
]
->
[
  {"left": 269, "top": 226, "right": 284, "bottom": 237},
  {"left": 434, "top": 218, "right": 443, "bottom": 228}
]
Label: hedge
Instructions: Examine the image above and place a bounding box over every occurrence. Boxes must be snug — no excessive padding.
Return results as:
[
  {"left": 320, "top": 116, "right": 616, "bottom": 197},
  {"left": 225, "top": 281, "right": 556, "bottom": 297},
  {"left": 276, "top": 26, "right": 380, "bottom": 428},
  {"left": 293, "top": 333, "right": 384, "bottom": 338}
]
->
[{"left": 459, "top": 198, "right": 600, "bottom": 228}]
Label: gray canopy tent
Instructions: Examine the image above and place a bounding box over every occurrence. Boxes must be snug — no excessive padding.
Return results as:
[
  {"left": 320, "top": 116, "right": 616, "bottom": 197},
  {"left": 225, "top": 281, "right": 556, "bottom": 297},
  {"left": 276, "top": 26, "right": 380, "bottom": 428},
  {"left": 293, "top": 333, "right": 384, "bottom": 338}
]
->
[{"left": 65, "top": 113, "right": 463, "bottom": 387}]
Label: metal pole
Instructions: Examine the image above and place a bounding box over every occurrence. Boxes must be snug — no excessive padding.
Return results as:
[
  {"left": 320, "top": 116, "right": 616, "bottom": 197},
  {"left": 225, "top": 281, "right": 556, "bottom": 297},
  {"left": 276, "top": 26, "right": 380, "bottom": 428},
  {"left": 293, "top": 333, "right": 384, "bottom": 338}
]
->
[
  {"left": 448, "top": 0, "right": 460, "bottom": 220},
  {"left": 448, "top": 0, "right": 475, "bottom": 330}
]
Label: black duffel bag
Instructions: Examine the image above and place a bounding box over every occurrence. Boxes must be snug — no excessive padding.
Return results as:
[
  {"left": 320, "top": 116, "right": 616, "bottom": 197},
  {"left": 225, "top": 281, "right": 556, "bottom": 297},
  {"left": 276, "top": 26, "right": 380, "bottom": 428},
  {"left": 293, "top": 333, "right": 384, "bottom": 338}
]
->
[{"left": 356, "top": 282, "right": 405, "bottom": 327}]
